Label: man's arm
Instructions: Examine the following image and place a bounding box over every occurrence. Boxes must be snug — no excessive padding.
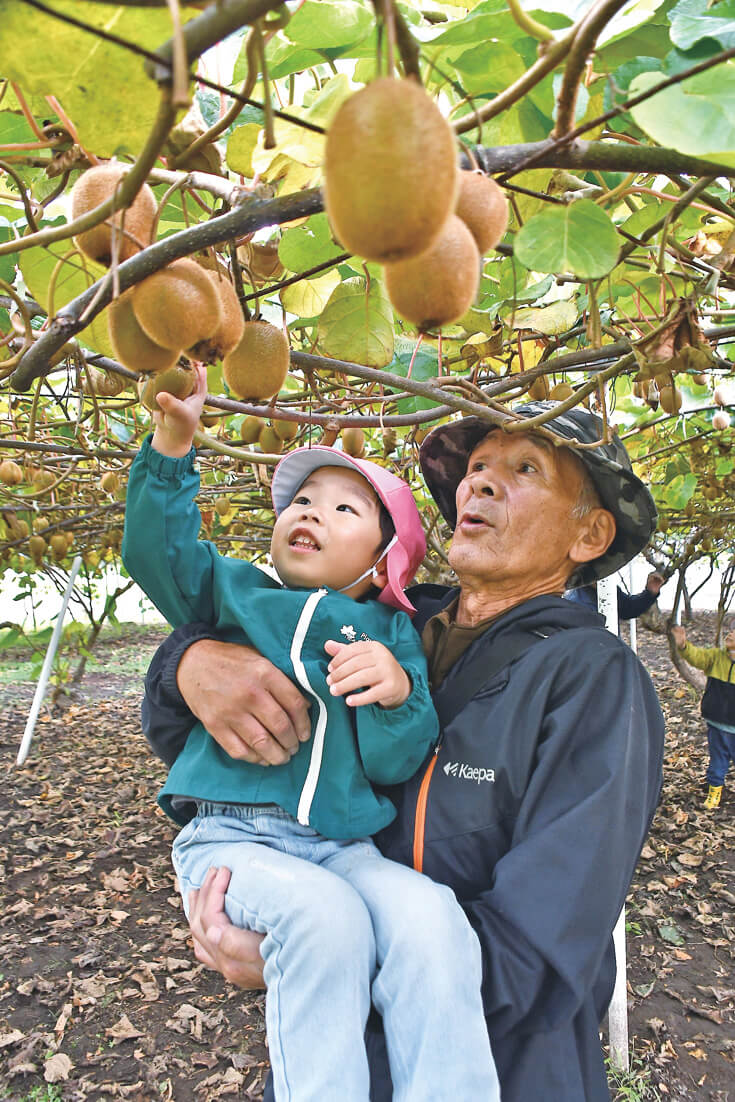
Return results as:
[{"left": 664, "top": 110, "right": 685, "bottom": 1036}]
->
[
  {"left": 143, "top": 627, "right": 312, "bottom": 767},
  {"left": 617, "top": 571, "right": 664, "bottom": 620}
]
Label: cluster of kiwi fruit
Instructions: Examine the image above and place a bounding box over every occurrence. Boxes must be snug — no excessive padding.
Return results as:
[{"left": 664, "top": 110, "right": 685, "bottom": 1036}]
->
[
  {"left": 324, "top": 77, "right": 508, "bottom": 332},
  {"left": 71, "top": 165, "right": 291, "bottom": 412}
]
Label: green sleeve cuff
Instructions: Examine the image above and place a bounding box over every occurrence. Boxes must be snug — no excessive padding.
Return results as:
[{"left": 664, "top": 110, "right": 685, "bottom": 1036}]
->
[{"left": 139, "top": 433, "right": 197, "bottom": 480}]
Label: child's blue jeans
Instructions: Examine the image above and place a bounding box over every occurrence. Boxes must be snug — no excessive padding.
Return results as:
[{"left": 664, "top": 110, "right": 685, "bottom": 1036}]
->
[
  {"left": 706, "top": 723, "right": 735, "bottom": 786},
  {"left": 173, "top": 802, "right": 499, "bottom": 1102}
]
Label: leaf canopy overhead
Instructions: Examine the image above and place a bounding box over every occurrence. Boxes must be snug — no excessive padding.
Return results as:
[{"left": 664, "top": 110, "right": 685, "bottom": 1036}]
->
[{"left": 0, "top": 0, "right": 733, "bottom": 592}]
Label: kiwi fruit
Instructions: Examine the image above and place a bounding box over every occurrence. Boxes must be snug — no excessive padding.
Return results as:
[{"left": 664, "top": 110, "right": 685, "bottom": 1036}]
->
[
  {"left": 341, "top": 427, "right": 365, "bottom": 457},
  {"left": 455, "top": 170, "right": 509, "bottom": 254},
  {"left": 659, "top": 384, "right": 682, "bottom": 414},
  {"left": 50, "top": 533, "right": 68, "bottom": 560},
  {"left": 223, "top": 321, "right": 291, "bottom": 401},
  {"left": 188, "top": 272, "right": 245, "bottom": 363},
  {"left": 28, "top": 535, "right": 47, "bottom": 563},
  {"left": 549, "top": 381, "right": 574, "bottom": 402},
  {"left": 0, "top": 459, "right": 23, "bottom": 486},
  {"left": 214, "top": 495, "right": 231, "bottom": 516},
  {"left": 138, "top": 364, "right": 196, "bottom": 412},
  {"left": 108, "top": 291, "right": 180, "bottom": 374},
  {"left": 384, "top": 214, "right": 480, "bottom": 331},
  {"left": 100, "top": 471, "right": 120, "bottom": 494},
  {"left": 324, "top": 77, "right": 458, "bottom": 263},
  {"left": 713, "top": 410, "right": 731, "bottom": 430},
  {"left": 713, "top": 384, "right": 732, "bottom": 406},
  {"left": 71, "top": 164, "right": 157, "bottom": 265},
  {"left": 273, "top": 419, "right": 299, "bottom": 442},
  {"left": 241, "top": 415, "right": 263, "bottom": 445},
  {"left": 527, "top": 376, "right": 550, "bottom": 401},
  {"left": 132, "top": 258, "right": 223, "bottom": 352},
  {"left": 83, "top": 367, "right": 126, "bottom": 397},
  {"left": 258, "top": 425, "right": 284, "bottom": 454}
]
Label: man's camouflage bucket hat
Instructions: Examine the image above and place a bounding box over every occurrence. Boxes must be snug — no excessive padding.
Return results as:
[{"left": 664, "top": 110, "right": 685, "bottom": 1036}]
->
[{"left": 420, "top": 401, "right": 658, "bottom": 588}]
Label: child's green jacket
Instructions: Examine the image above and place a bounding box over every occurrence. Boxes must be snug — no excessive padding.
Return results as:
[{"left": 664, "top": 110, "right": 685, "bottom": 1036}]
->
[
  {"left": 122, "top": 437, "right": 439, "bottom": 837},
  {"left": 681, "top": 640, "right": 735, "bottom": 732}
]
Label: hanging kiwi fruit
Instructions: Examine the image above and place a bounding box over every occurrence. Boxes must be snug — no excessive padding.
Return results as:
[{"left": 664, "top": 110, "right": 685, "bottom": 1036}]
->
[
  {"left": 324, "top": 77, "right": 458, "bottom": 263},
  {"left": 138, "top": 364, "right": 197, "bottom": 412},
  {"left": 383, "top": 214, "right": 480, "bottom": 331},
  {"left": 71, "top": 163, "right": 157, "bottom": 264},
  {"left": 222, "top": 320, "right": 291, "bottom": 401},
  {"left": 455, "top": 170, "right": 509, "bottom": 254},
  {"left": 132, "top": 258, "right": 223, "bottom": 353},
  {"left": 187, "top": 270, "right": 245, "bottom": 364},
  {"left": 108, "top": 290, "right": 181, "bottom": 375}
]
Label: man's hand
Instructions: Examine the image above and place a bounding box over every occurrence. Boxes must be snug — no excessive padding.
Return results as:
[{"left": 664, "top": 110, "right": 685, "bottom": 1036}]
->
[
  {"left": 671, "top": 625, "right": 687, "bottom": 649},
  {"left": 177, "top": 639, "right": 311, "bottom": 765},
  {"left": 325, "top": 639, "right": 411, "bottom": 709},
  {"left": 151, "top": 361, "right": 207, "bottom": 458},
  {"left": 188, "top": 868, "right": 266, "bottom": 989},
  {"left": 646, "top": 571, "right": 665, "bottom": 596}
]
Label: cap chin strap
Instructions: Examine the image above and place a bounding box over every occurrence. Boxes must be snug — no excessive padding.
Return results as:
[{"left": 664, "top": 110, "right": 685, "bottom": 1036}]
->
[{"left": 336, "top": 535, "right": 397, "bottom": 594}]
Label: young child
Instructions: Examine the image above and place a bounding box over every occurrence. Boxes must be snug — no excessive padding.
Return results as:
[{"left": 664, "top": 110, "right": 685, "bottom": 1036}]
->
[
  {"left": 122, "top": 363, "right": 499, "bottom": 1102},
  {"left": 672, "top": 622, "right": 735, "bottom": 809}
]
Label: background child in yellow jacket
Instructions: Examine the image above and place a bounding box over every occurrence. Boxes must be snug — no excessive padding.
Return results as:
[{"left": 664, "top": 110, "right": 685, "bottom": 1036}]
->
[{"left": 672, "top": 623, "right": 735, "bottom": 809}]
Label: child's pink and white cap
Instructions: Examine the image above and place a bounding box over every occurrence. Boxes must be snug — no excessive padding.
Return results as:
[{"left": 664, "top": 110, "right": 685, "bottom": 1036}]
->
[{"left": 271, "top": 445, "right": 426, "bottom": 616}]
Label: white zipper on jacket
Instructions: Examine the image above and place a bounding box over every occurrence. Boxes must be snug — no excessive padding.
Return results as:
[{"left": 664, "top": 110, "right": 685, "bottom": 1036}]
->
[{"left": 292, "top": 588, "right": 329, "bottom": 826}]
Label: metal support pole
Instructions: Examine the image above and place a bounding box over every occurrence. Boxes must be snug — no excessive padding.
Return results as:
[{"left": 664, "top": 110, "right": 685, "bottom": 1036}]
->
[
  {"left": 16, "top": 555, "right": 83, "bottom": 767},
  {"left": 628, "top": 562, "right": 637, "bottom": 655},
  {"left": 598, "top": 573, "right": 630, "bottom": 1072}
]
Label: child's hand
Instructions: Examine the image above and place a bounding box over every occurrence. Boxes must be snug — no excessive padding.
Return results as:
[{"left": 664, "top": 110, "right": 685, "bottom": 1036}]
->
[
  {"left": 671, "top": 625, "right": 686, "bottom": 649},
  {"left": 151, "top": 361, "right": 208, "bottom": 458},
  {"left": 324, "top": 639, "right": 411, "bottom": 709}
]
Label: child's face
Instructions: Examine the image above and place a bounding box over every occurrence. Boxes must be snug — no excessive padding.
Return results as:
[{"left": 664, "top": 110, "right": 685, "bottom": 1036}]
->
[
  {"left": 270, "top": 466, "right": 385, "bottom": 597},
  {"left": 726, "top": 628, "right": 735, "bottom": 659}
]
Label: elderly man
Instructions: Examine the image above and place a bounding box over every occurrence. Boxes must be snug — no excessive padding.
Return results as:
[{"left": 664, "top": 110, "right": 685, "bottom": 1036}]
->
[{"left": 142, "top": 403, "right": 664, "bottom": 1102}]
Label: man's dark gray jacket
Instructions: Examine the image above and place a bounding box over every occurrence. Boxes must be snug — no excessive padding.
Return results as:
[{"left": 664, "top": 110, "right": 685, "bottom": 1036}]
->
[{"left": 142, "top": 589, "right": 665, "bottom": 1102}]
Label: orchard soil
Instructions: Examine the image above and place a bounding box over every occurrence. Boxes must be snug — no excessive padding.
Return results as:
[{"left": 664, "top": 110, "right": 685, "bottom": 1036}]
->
[{"left": 2, "top": 617, "right": 734, "bottom": 1100}]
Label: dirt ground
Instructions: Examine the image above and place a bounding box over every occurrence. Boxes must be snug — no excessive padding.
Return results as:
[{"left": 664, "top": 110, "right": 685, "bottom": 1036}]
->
[{"left": 1, "top": 618, "right": 734, "bottom": 1100}]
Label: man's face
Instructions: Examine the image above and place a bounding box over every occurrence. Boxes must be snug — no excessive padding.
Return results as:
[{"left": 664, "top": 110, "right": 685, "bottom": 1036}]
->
[
  {"left": 270, "top": 466, "right": 385, "bottom": 596},
  {"left": 448, "top": 430, "right": 594, "bottom": 591}
]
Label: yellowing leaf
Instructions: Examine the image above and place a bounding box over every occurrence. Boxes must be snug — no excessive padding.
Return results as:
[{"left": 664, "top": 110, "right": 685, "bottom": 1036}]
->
[
  {"left": 20, "top": 245, "right": 115, "bottom": 359},
  {"left": 317, "top": 276, "right": 394, "bottom": 369},
  {"left": 511, "top": 301, "right": 578, "bottom": 336},
  {"left": 226, "top": 123, "right": 262, "bottom": 176},
  {"left": 281, "top": 270, "right": 341, "bottom": 317}
]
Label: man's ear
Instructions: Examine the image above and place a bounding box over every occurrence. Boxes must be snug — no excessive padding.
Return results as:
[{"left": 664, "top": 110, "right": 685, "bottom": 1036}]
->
[
  {"left": 569, "top": 508, "right": 616, "bottom": 567},
  {"left": 371, "top": 558, "right": 389, "bottom": 592}
]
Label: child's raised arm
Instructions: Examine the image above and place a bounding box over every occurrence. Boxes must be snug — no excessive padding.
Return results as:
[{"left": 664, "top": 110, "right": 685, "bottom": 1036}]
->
[{"left": 152, "top": 361, "right": 208, "bottom": 458}]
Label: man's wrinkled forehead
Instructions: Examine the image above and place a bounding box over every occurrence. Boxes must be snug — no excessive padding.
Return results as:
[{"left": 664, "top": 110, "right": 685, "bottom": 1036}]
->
[{"left": 465, "top": 428, "right": 561, "bottom": 469}]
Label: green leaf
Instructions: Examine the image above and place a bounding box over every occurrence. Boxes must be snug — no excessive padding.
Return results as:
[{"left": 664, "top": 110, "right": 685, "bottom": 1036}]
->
[
  {"left": 0, "top": 0, "right": 195, "bottom": 157},
  {"left": 657, "top": 921, "right": 686, "bottom": 946},
  {"left": 285, "top": 0, "right": 373, "bottom": 49},
  {"left": 279, "top": 214, "right": 344, "bottom": 273},
  {"left": 20, "top": 245, "right": 115, "bottom": 359},
  {"left": 515, "top": 200, "right": 620, "bottom": 279},
  {"left": 0, "top": 227, "right": 18, "bottom": 283},
  {"left": 662, "top": 473, "right": 698, "bottom": 509},
  {"left": 317, "top": 276, "right": 394, "bottom": 368},
  {"left": 669, "top": 0, "right": 735, "bottom": 50},
  {"left": 630, "top": 66, "right": 735, "bottom": 162}
]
